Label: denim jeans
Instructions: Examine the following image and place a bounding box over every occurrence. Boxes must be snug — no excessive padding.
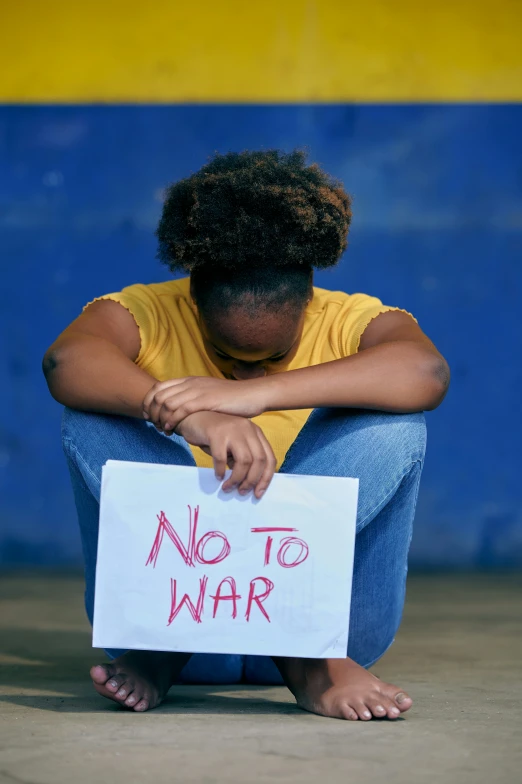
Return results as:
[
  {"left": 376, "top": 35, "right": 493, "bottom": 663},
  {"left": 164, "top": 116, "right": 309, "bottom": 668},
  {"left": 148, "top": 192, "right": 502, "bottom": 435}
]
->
[{"left": 62, "top": 407, "right": 426, "bottom": 684}]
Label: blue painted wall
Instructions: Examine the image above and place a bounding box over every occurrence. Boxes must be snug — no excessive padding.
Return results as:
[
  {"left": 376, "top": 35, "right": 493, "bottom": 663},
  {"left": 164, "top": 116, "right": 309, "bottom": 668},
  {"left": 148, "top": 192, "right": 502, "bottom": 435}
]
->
[{"left": 1, "top": 104, "right": 521, "bottom": 567}]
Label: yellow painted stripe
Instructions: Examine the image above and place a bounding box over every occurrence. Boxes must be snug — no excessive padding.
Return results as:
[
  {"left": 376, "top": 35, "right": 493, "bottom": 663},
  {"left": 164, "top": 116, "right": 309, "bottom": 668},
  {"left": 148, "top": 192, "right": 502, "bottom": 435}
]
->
[{"left": 2, "top": 0, "right": 522, "bottom": 102}]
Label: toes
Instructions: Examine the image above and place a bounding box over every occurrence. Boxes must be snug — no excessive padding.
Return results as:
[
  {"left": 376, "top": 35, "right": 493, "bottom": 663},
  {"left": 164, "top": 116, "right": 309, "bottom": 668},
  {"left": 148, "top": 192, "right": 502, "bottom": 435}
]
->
[
  {"left": 369, "top": 692, "right": 401, "bottom": 719},
  {"left": 90, "top": 663, "right": 115, "bottom": 685},
  {"left": 124, "top": 690, "right": 139, "bottom": 707},
  {"left": 367, "top": 700, "right": 387, "bottom": 718},
  {"left": 105, "top": 674, "right": 127, "bottom": 694},
  {"left": 394, "top": 691, "right": 413, "bottom": 712},
  {"left": 386, "top": 704, "right": 401, "bottom": 719},
  {"left": 134, "top": 698, "right": 150, "bottom": 712},
  {"left": 114, "top": 681, "right": 133, "bottom": 701},
  {"left": 339, "top": 704, "right": 359, "bottom": 721},
  {"left": 354, "top": 703, "right": 372, "bottom": 721},
  {"left": 90, "top": 665, "right": 130, "bottom": 697}
]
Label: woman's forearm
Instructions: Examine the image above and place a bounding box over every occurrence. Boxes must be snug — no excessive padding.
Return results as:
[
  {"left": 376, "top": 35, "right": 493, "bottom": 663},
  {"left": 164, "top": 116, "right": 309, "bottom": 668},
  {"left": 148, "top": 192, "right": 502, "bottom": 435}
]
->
[
  {"left": 43, "top": 333, "right": 157, "bottom": 417},
  {"left": 262, "top": 341, "right": 450, "bottom": 413}
]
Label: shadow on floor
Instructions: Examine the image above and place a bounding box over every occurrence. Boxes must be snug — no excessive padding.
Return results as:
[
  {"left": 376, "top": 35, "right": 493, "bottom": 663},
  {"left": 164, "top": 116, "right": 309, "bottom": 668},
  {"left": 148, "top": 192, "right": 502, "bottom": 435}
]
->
[{"left": 0, "top": 684, "right": 300, "bottom": 716}]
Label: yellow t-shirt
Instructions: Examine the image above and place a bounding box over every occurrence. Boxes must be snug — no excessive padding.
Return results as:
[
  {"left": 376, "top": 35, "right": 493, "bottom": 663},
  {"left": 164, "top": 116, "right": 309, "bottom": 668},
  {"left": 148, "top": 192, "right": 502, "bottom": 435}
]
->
[{"left": 91, "top": 277, "right": 408, "bottom": 470}]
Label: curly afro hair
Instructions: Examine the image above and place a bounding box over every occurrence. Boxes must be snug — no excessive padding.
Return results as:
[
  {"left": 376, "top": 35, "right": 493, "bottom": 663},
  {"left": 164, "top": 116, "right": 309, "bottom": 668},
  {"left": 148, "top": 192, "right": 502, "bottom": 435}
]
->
[
  {"left": 156, "top": 149, "right": 352, "bottom": 314},
  {"left": 157, "top": 149, "right": 351, "bottom": 272}
]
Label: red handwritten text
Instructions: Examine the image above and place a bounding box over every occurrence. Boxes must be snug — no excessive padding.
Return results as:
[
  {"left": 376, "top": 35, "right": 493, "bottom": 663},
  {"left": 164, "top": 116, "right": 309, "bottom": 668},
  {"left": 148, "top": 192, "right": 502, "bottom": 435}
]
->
[
  {"left": 210, "top": 577, "right": 241, "bottom": 619},
  {"left": 251, "top": 528, "right": 309, "bottom": 568},
  {"left": 147, "top": 510, "right": 310, "bottom": 626},
  {"left": 146, "top": 507, "right": 230, "bottom": 569},
  {"left": 168, "top": 575, "right": 208, "bottom": 625},
  {"left": 245, "top": 577, "right": 275, "bottom": 622}
]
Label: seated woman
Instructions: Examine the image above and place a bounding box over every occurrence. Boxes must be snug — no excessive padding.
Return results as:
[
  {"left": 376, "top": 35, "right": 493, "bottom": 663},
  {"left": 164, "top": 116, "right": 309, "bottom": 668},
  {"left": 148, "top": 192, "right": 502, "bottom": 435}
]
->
[{"left": 43, "top": 149, "right": 449, "bottom": 719}]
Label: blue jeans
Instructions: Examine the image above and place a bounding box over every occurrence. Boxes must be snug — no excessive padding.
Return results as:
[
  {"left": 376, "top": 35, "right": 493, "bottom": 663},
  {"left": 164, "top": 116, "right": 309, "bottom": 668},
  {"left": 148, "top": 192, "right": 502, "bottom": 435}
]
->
[{"left": 62, "top": 407, "right": 426, "bottom": 684}]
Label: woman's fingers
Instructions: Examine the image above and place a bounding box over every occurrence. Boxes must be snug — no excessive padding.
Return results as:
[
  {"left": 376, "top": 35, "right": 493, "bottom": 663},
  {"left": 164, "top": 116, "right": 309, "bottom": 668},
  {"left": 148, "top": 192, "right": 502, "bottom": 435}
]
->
[
  {"left": 147, "top": 391, "right": 193, "bottom": 432},
  {"left": 160, "top": 394, "right": 202, "bottom": 432},
  {"left": 222, "top": 444, "right": 252, "bottom": 492},
  {"left": 147, "top": 379, "right": 212, "bottom": 428},
  {"left": 145, "top": 376, "right": 263, "bottom": 432},
  {"left": 209, "top": 439, "right": 228, "bottom": 481},
  {"left": 149, "top": 387, "right": 207, "bottom": 432},
  {"left": 176, "top": 412, "right": 276, "bottom": 499},
  {"left": 236, "top": 437, "right": 269, "bottom": 496},
  {"left": 251, "top": 431, "right": 277, "bottom": 499},
  {"left": 142, "top": 378, "right": 187, "bottom": 418},
  {"left": 151, "top": 395, "right": 188, "bottom": 430},
  {"left": 221, "top": 428, "right": 276, "bottom": 498}
]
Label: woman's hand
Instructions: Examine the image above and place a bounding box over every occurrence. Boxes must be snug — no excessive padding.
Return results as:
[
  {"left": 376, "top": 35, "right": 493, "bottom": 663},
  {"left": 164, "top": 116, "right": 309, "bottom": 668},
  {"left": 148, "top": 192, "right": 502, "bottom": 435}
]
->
[
  {"left": 143, "top": 376, "right": 268, "bottom": 433},
  {"left": 176, "top": 411, "right": 276, "bottom": 498}
]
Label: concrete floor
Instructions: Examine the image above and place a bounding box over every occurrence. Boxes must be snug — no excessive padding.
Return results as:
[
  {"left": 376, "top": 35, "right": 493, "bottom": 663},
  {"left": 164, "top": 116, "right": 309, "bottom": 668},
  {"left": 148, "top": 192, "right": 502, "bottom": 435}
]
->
[{"left": 0, "top": 574, "right": 520, "bottom": 784}]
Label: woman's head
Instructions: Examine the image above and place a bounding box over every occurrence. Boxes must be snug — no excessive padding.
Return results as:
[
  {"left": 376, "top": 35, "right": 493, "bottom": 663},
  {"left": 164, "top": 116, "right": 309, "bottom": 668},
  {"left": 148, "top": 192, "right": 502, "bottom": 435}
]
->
[{"left": 156, "top": 149, "right": 352, "bottom": 378}]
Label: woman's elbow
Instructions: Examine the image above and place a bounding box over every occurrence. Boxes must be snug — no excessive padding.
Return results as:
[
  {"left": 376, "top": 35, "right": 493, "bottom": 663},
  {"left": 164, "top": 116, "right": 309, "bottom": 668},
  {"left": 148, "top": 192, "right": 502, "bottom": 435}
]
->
[
  {"left": 42, "top": 348, "right": 59, "bottom": 380},
  {"left": 422, "top": 356, "right": 450, "bottom": 410},
  {"left": 42, "top": 347, "right": 67, "bottom": 402}
]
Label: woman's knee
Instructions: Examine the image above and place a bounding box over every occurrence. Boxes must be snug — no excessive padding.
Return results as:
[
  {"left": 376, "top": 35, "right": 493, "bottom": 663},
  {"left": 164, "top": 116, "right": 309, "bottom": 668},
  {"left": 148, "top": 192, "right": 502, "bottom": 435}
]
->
[
  {"left": 362, "top": 411, "right": 427, "bottom": 467},
  {"left": 61, "top": 409, "right": 124, "bottom": 497},
  {"left": 62, "top": 406, "right": 196, "bottom": 471},
  {"left": 280, "top": 409, "right": 427, "bottom": 485},
  {"left": 349, "top": 413, "right": 425, "bottom": 531},
  {"left": 62, "top": 407, "right": 123, "bottom": 446},
  {"left": 291, "top": 408, "right": 426, "bottom": 476}
]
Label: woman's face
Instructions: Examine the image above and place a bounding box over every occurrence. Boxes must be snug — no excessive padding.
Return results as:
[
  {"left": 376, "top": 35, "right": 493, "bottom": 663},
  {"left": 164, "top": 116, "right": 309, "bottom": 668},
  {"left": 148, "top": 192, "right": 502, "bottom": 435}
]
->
[{"left": 198, "top": 305, "right": 306, "bottom": 380}]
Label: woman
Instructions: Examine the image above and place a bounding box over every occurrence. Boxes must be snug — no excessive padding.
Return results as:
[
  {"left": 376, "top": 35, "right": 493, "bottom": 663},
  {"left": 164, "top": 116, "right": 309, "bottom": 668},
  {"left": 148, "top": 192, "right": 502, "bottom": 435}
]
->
[{"left": 43, "top": 149, "right": 449, "bottom": 719}]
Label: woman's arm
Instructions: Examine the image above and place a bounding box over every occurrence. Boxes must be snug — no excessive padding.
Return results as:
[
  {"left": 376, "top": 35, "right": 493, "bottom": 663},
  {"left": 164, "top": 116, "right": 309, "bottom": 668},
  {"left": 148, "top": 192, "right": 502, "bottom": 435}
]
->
[
  {"left": 143, "top": 312, "right": 450, "bottom": 432},
  {"left": 43, "top": 300, "right": 276, "bottom": 497},
  {"left": 263, "top": 310, "right": 450, "bottom": 413},
  {"left": 42, "top": 299, "right": 156, "bottom": 417}
]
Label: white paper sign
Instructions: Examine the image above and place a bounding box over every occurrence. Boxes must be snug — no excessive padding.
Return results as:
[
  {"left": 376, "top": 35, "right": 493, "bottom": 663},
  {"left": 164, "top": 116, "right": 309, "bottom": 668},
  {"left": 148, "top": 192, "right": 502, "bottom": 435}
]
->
[{"left": 93, "top": 460, "right": 358, "bottom": 659}]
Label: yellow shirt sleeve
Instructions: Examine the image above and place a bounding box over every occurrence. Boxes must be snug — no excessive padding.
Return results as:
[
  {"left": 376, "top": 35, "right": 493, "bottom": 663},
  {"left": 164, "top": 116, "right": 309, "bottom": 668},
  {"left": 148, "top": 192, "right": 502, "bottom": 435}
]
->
[
  {"left": 333, "top": 294, "right": 416, "bottom": 357},
  {"left": 84, "top": 283, "right": 164, "bottom": 369}
]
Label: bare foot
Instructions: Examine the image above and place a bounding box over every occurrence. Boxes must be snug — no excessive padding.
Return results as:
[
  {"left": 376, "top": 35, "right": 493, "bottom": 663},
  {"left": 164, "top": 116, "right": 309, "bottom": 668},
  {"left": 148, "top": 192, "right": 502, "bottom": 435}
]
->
[
  {"left": 273, "top": 656, "right": 413, "bottom": 721},
  {"left": 90, "top": 650, "right": 191, "bottom": 712}
]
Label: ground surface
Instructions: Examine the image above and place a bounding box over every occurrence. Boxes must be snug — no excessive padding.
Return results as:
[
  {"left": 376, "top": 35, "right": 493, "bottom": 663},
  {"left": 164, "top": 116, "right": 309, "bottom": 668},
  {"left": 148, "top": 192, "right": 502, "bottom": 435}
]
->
[{"left": 0, "top": 573, "right": 520, "bottom": 784}]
